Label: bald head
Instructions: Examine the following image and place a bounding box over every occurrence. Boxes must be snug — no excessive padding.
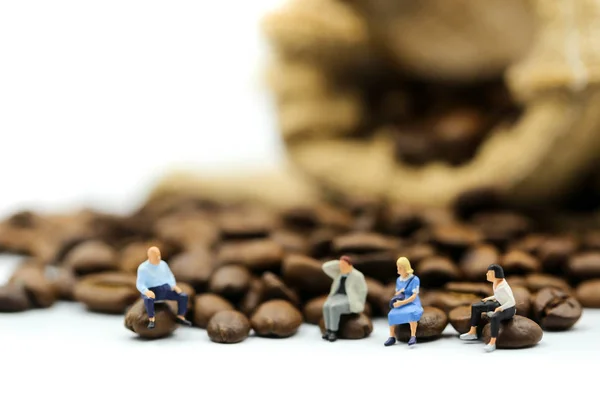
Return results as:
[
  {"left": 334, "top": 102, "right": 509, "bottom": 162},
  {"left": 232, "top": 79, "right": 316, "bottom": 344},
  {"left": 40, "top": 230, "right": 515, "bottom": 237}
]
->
[{"left": 148, "top": 246, "right": 161, "bottom": 265}]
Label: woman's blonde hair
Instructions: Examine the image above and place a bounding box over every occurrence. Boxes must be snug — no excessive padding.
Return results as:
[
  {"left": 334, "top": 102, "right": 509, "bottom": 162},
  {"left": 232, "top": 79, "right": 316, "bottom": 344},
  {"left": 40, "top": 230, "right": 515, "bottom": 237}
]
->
[{"left": 396, "top": 257, "right": 414, "bottom": 274}]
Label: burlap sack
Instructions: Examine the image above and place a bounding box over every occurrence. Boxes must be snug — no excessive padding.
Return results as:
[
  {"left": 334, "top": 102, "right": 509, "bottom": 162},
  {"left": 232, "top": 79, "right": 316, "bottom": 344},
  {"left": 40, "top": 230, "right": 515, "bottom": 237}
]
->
[{"left": 150, "top": 0, "right": 600, "bottom": 209}]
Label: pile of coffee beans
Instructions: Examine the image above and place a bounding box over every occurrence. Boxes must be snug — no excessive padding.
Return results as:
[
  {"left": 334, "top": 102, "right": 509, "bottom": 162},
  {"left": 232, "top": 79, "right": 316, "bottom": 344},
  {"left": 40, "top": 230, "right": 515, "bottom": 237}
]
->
[{"left": 1, "top": 190, "right": 598, "bottom": 347}]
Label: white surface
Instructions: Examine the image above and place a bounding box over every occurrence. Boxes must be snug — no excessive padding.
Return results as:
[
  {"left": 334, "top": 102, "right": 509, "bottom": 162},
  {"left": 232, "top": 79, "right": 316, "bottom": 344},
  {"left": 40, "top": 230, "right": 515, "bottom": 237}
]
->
[{"left": 0, "top": 2, "right": 599, "bottom": 398}]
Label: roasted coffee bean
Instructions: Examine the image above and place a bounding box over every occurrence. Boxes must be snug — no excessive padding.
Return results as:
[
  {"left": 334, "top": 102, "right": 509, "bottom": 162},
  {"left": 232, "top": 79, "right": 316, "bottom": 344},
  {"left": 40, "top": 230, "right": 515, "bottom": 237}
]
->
[
  {"left": 217, "top": 239, "right": 284, "bottom": 271},
  {"left": 73, "top": 272, "right": 138, "bottom": 314},
  {"left": 350, "top": 251, "right": 401, "bottom": 283},
  {"left": 575, "top": 279, "right": 600, "bottom": 307},
  {"left": 512, "top": 286, "right": 532, "bottom": 317},
  {"left": 261, "top": 271, "right": 300, "bottom": 305},
  {"left": 124, "top": 299, "right": 177, "bottom": 339},
  {"left": 208, "top": 265, "right": 252, "bottom": 301},
  {"left": 318, "top": 313, "right": 373, "bottom": 339},
  {"left": 394, "top": 128, "right": 437, "bottom": 166},
  {"left": 444, "top": 282, "right": 492, "bottom": 297},
  {"left": 481, "top": 315, "right": 543, "bottom": 349},
  {"left": 430, "top": 224, "right": 482, "bottom": 256},
  {"left": 525, "top": 273, "right": 572, "bottom": 293},
  {"left": 365, "top": 277, "right": 386, "bottom": 315},
  {"left": 417, "top": 256, "right": 461, "bottom": 287},
  {"left": 506, "top": 276, "right": 528, "bottom": 288},
  {"left": 432, "top": 108, "right": 488, "bottom": 166},
  {"left": 568, "top": 252, "right": 600, "bottom": 279},
  {"left": 47, "top": 265, "right": 77, "bottom": 300},
  {"left": 207, "top": 310, "right": 251, "bottom": 343},
  {"left": 404, "top": 244, "right": 437, "bottom": 267},
  {"left": 582, "top": 231, "right": 600, "bottom": 251},
  {"left": 448, "top": 304, "right": 490, "bottom": 335},
  {"left": 420, "top": 290, "right": 480, "bottom": 314},
  {"left": 281, "top": 254, "right": 331, "bottom": 295},
  {"left": 193, "top": 293, "right": 235, "bottom": 328},
  {"left": 153, "top": 211, "right": 219, "bottom": 249},
  {"left": 382, "top": 204, "right": 424, "bottom": 236},
  {"left": 395, "top": 306, "right": 448, "bottom": 342},
  {"left": 460, "top": 244, "right": 500, "bottom": 281},
  {"left": 308, "top": 228, "right": 337, "bottom": 258},
  {"left": 250, "top": 300, "right": 303, "bottom": 338},
  {"left": 0, "top": 212, "right": 43, "bottom": 254},
  {"left": 501, "top": 250, "right": 540, "bottom": 275},
  {"left": 537, "top": 236, "right": 578, "bottom": 273},
  {"left": 303, "top": 295, "right": 328, "bottom": 324},
  {"left": 270, "top": 230, "right": 310, "bottom": 254},
  {"left": 452, "top": 187, "right": 503, "bottom": 220},
  {"left": 9, "top": 263, "right": 57, "bottom": 308},
  {"left": 470, "top": 211, "right": 531, "bottom": 247},
  {"left": 63, "top": 240, "right": 119, "bottom": 275},
  {"left": 239, "top": 278, "right": 265, "bottom": 315},
  {"left": 281, "top": 205, "right": 352, "bottom": 231},
  {"left": 532, "top": 287, "right": 582, "bottom": 331},
  {"left": 169, "top": 248, "right": 215, "bottom": 290},
  {"left": 332, "top": 232, "right": 401, "bottom": 255},
  {"left": 217, "top": 208, "right": 276, "bottom": 240},
  {"left": 312, "top": 204, "right": 354, "bottom": 231},
  {"left": 0, "top": 284, "right": 31, "bottom": 312}
]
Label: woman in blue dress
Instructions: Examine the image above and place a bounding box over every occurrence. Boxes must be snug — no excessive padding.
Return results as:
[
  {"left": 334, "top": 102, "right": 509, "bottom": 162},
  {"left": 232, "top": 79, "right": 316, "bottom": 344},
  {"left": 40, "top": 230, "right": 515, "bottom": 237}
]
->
[{"left": 384, "top": 256, "right": 423, "bottom": 347}]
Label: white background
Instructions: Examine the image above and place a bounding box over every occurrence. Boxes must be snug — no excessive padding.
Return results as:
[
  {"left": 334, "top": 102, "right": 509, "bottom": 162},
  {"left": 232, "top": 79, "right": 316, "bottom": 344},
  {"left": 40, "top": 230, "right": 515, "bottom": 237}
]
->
[{"left": 0, "top": 2, "right": 598, "bottom": 399}]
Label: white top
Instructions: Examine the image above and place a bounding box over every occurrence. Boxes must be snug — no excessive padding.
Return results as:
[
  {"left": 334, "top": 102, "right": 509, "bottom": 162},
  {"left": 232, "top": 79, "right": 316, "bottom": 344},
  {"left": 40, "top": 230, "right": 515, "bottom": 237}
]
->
[{"left": 484, "top": 280, "right": 516, "bottom": 311}]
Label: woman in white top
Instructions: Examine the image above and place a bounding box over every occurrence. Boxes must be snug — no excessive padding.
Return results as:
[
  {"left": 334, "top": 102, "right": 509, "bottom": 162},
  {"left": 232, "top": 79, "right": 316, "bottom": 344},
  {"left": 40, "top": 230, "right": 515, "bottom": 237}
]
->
[{"left": 459, "top": 264, "right": 516, "bottom": 352}]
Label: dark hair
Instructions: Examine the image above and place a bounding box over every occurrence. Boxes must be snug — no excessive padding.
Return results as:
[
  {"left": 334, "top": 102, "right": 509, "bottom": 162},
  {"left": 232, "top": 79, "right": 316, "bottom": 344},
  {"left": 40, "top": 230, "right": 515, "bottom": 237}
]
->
[
  {"left": 340, "top": 255, "right": 353, "bottom": 265},
  {"left": 487, "top": 264, "right": 505, "bottom": 279}
]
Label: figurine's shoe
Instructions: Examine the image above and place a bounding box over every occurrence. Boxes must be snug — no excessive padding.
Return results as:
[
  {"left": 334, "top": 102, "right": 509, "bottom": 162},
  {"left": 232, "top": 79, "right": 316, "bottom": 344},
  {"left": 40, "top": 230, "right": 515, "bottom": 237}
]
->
[
  {"left": 384, "top": 337, "right": 396, "bottom": 346},
  {"left": 408, "top": 336, "right": 417, "bottom": 346},
  {"left": 175, "top": 317, "right": 192, "bottom": 327},
  {"left": 327, "top": 331, "right": 338, "bottom": 342},
  {"left": 484, "top": 343, "right": 496, "bottom": 352},
  {"left": 322, "top": 330, "right": 330, "bottom": 340},
  {"left": 459, "top": 333, "right": 478, "bottom": 341},
  {"left": 147, "top": 320, "right": 155, "bottom": 329}
]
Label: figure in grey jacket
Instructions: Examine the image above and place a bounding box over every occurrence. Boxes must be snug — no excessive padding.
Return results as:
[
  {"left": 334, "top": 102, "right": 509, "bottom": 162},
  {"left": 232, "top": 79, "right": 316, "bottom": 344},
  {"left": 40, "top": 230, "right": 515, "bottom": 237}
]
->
[{"left": 321, "top": 255, "right": 368, "bottom": 342}]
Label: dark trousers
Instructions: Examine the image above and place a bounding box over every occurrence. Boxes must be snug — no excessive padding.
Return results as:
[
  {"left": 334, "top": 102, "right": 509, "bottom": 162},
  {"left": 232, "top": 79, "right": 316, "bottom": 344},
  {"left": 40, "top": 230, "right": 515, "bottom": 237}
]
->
[
  {"left": 142, "top": 284, "right": 188, "bottom": 318},
  {"left": 470, "top": 301, "right": 516, "bottom": 338}
]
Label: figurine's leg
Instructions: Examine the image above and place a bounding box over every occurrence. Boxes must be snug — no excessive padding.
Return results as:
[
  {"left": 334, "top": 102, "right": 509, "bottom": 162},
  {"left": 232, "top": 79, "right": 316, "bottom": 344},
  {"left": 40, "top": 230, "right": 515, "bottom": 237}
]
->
[
  {"left": 143, "top": 295, "right": 156, "bottom": 328},
  {"left": 327, "top": 297, "right": 350, "bottom": 341},
  {"left": 408, "top": 322, "right": 418, "bottom": 346},
  {"left": 488, "top": 306, "right": 516, "bottom": 345},
  {"left": 322, "top": 300, "right": 333, "bottom": 338},
  {"left": 164, "top": 290, "right": 192, "bottom": 326},
  {"left": 460, "top": 301, "right": 497, "bottom": 340}
]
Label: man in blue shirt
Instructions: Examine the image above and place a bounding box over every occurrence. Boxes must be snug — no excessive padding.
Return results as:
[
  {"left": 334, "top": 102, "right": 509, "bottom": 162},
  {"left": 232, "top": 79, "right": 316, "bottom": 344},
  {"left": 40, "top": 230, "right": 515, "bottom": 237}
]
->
[{"left": 137, "top": 246, "right": 192, "bottom": 329}]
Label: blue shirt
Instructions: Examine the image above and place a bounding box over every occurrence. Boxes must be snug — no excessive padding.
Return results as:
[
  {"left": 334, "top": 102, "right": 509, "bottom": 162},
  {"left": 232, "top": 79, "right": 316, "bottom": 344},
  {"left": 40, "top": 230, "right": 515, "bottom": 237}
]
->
[{"left": 136, "top": 260, "right": 176, "bottom": 294}]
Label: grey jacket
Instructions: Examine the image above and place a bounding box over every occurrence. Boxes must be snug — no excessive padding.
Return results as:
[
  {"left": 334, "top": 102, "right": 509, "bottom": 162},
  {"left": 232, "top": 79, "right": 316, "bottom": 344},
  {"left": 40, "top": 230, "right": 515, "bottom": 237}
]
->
[{"left": 322, "top": 260, "right": 368, "bottom": 313}]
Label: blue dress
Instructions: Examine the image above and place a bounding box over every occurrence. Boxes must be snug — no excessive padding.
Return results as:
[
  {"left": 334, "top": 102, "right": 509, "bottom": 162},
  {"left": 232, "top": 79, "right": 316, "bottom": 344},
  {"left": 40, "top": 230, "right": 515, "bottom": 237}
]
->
[{"left": 388, "top": 274, "right": 424, "bottom": 325}]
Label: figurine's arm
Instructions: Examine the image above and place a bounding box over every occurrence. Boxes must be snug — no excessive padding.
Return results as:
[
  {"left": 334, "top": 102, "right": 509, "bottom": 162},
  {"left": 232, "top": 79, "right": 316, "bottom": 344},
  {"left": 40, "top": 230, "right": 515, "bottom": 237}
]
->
[
  {"left": 497, "top": 287, "right": 516, "bottom": 311},
  {"left": 136, "top": 268, "right": 149, "bottom": 295},
  {"left": 322, "top": 260, "right": 341, "bottom": 279},
  {"left": 164, "top": 262, "right": 177, "bottom": 289}
]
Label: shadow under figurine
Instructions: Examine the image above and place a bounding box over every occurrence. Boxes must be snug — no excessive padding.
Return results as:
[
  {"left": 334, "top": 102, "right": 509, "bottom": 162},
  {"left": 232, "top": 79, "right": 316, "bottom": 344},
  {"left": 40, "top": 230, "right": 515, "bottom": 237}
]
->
[
  {"left": 459, "top": 264, "right": 516, "bottom": 352},
  {"left": 384, "top": 257, "right": 423, "bottom": 347},
  {"left": 136, "top": 246, "right": 192, "bottom": 329},
  {"left": 321, "top": 256, "right": 368, "bottom": 342}
]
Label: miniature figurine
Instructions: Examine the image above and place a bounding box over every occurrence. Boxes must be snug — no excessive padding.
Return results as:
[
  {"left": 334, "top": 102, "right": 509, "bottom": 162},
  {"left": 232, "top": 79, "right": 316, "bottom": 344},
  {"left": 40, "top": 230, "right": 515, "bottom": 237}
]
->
[
  {"left": 321, "top": 255, "right": 368, "bottom": 342},
  {"left": 384, "top": 257, "right": 423, "bottom": 347},
  {"left": 136, "top": 246, "right": 192, "bottom": 329},
  {"left": 459, "top": 263, "right": 516, "bottom": 352}
]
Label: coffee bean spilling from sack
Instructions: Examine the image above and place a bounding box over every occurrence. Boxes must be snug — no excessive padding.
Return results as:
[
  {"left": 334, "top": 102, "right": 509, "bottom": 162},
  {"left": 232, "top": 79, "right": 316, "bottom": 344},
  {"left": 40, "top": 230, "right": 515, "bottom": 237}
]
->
[{"left": 0, "top": 193, "right": 596, "bottom": 347}]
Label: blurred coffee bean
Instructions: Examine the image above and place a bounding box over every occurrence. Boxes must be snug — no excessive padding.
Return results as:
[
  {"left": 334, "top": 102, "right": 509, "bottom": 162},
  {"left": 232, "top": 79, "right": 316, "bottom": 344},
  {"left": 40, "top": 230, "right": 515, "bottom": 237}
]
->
[
  {"left": 470, "top": 211, "right": 531, "bottom": 247},
  {"left": 382, "top": 204, "right": 424, "bottom": 237},
  {"left": 365, "top": 277, "right": 386, "bottom": 315},
  {"left": 73, "top": 272, "right": 138, "bottom": 314},
  {"left": 481, "top": 315, "right": 543, "bottom": 349},
  {"left": 239, "top": 278, "right": 265, "bottom": 315},
  {"left": 124, "top": 299, "right": 177, "bottom": 339},
  {"left": 208, "top": 265, "right": 252, "bottom": 301},
  {"left": 332, "top": 232, "right": 401, "bottom": 254},
  {"left": 207, "top": 310, "right": 251, "bottom": 344},
  {"left": 153, "top": 211, "right": 219, "bottom": 250},
  {"left": 444, "top": 282, "right": 492, "bottom": 297},
  {"left": 393, "top": 128, "right": 437, "bottom": 166},
  {"left": 250, "top": 300, "right": 303, "bottom": 338},
  {"left": 303, "top": 295, "right": 328, "bottom": 324},
  {"left": 350, "top": 251, "right": 401, "bottom": 283},
  {"left": 193, "top": 293, "right": 235, "bottom": 328},
  {"left": 0, "top": 211, "right": 43, "bottom": 255},
  {"left": 512, "top": 286, "right": 532, "bottom": 317},
  {"left": 460, "top": 244, "right": 500, "bottom": 281},
  {"left": 448, "top": 304, "right": 490, "bottom": 335},
  {"left": 575, "top": 280, "right": 600, "bottom": 307},
  {"left": 0, "top": 284, "right": 31, "bottom": 312},
  {"left": 582, "top": 231, "right": 600, "bottom": 251},
  {"left": 430, "top": 224, "right": 482, "bottom": 258},
  {"left": 568, "top": 252, "right": 600, "bottom": 279},
  {"left": 537, "top": 236, "right": 578, "bottom": 274},
  {"left": 508, "top": 234, "right": 546, "bottom": 255},
  {"left": 318, "top": 313, "right": 373, "bottom": 339},
  {"left": 533, "top": 288, "right": 582, "bottom": 331},
  {"left": 313, "top": 204, "right": 354, "bottom": 231},
  {"left": 432, "top": 108, "right": 488, "bottom": 166},
  {"left": 9, "top": 262, "right": 57, "bottom": 308},
  {"left": 270, "top": 230, "right": 310, "bottom": 254},
  {"left": 217, "top": 239, "right": 284, "bottom": 272},
  {"left": 404, "top": 244, "right": 437, "bottom": 266},
  {"left": 501, "top": 250, "right": 541, "bottom": 275},
  {"left": 348, "top": 198, "right": 382, "bottom": 232},
  {"left": 281, "top": 205, "right": 352, "bottom": 232},
  {"left": 169, "top": 248, "right": 215, "bottom": 290},
  {"left": 261, "top": 272, "right": 300, "bottom": 305},
  {"left": 417, "top": 256, "right": 461, "bottom": 287},
  {"left": 47, "top": 265, "right": 77, "bottom": 300},
  {"left": 395, "top": 306, "right": 448, "bottom": 342},
  {"left": 420, "top": 208, "right": 455, "bottom": 227},
  {"left": 63, "top": 240, "right": 118, "bottom": 276},
  {"left": 217, "top": 208, "right": 276, "bottom": 240},
  {"left": 420, "top": 290, "right": 479, "bottom": 313},
  {"left": 506, "top": 275, "right": 528, "bottom": 288},
  {"left": 525, "top": 273, "right": 572, "bottom": 293},
  {"left": 452, "top": 187, "right": 503, "bottom": 220},
  {"left": 281, "top": 254, "right": 331, "bottom": 295},
  {"left": 308, "top": 228, "right": 337, "bottom": 258}
]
